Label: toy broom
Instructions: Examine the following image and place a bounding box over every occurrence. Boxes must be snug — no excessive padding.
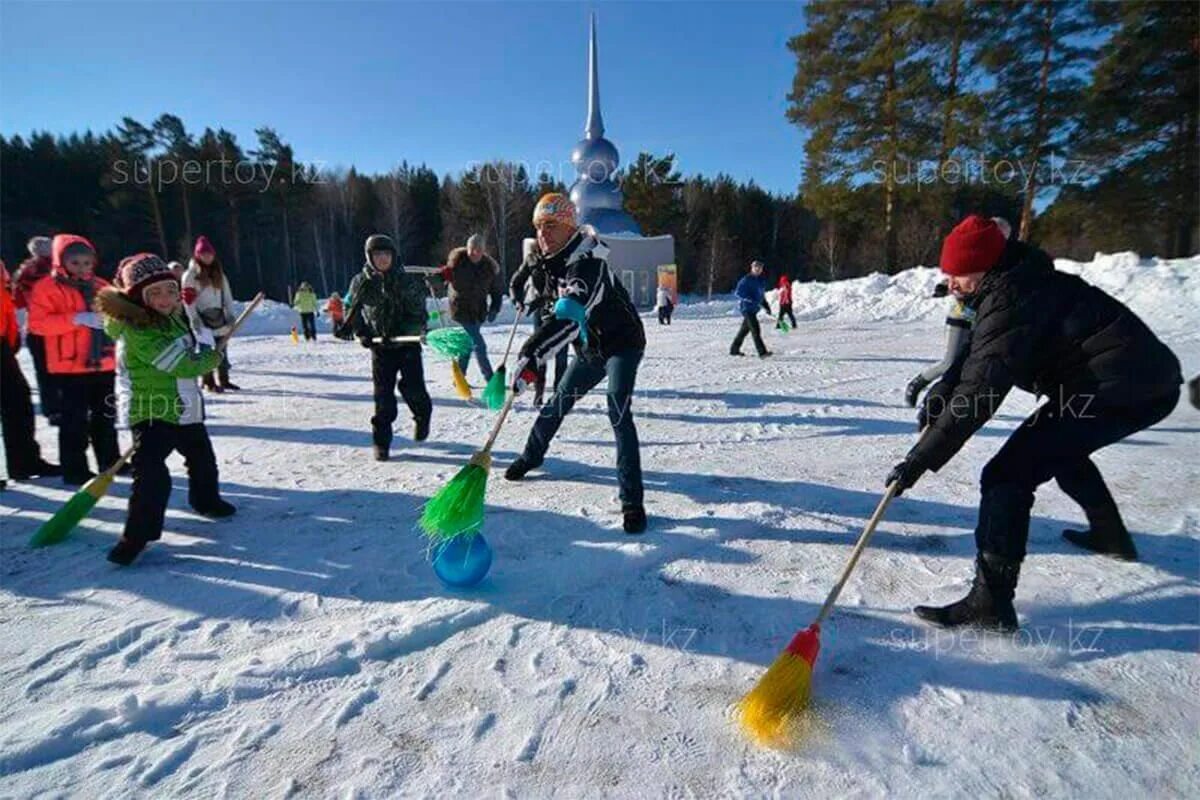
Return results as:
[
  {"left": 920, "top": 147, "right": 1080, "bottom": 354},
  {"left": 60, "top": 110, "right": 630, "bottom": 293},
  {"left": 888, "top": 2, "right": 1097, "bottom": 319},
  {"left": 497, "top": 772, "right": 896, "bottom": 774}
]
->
[
  {"left": 29, "top": 447, "right": 139, "bottom": 547},
  {"left": 482, "top": 311, "right": 523, "bottom": 411},
  {"left": 419, "top": 391, "right": 516, "bottom": 542},
  {"left": 424, "top": 283, "right": 473, "bottom": 399},
  {"left": 737, "top": 481, "right": 900, "bottom": 746}
]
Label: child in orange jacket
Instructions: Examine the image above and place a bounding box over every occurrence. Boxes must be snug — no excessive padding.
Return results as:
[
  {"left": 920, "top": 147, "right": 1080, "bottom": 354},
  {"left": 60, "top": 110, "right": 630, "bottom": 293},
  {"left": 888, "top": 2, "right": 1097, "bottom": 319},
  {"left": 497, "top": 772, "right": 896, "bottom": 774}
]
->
[{"left": 27, "top": 235, "right": 119, "bottom": 485}]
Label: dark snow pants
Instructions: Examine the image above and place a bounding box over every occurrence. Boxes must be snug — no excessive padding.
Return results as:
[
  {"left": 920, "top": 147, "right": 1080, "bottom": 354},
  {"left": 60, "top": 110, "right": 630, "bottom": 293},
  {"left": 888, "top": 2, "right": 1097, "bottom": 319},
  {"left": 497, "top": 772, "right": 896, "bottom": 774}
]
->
[
  {"left": 521, "top": 348, "right": 644, "bottom": 508},
  {"left": 125, "top": 421, "right": 221, "bottom": 544},
  {"left": 731, "top": 312, "right": 767, "bottom": 356},
  {"left": 0, "top": 341, "right": 47, "bottom": 475},
  {"left": 370, "top": 345, "right": 432, "bottom": 450},
  {"left": 57, "top": 372, "right": 118, "bottom": 478},
  {"left": 300, "top": 313, "right": 317, "bottom": 341},
  {"left": 974, "top": 388, "right": 1180, "bottom": 561}
]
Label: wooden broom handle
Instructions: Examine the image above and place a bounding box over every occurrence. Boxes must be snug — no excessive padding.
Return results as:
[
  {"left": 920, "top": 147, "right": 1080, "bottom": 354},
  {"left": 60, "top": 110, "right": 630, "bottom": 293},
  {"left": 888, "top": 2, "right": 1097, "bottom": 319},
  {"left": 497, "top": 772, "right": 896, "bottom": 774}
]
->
[
  {"left": 217, "top": 292, "right": 265, "bottom": 351},
  {"left": 481, "top": 392, "right": 517, "bottom": 454},
  {"left": 811, "top": 427, "right": 931, "bottom": 626},
  {"left": 813, "top": 481, "right": 899, "bottom": 626},
  {"left": 498, "top": 310, "right": 523, "bottom": 368}
]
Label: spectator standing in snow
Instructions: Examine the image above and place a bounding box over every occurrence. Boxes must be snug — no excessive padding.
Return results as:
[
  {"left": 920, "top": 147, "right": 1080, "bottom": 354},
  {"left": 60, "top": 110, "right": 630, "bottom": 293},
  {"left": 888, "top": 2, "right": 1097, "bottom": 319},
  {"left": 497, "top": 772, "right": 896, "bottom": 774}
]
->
[
  {"left": 886, "top": 215, "right": 1183, "bottom": 632},
  {"left": 12, "top": 236, "right": 61, "bottom": 423},
  {"left": 655, "top": 285, "right": 674, "bottom": 325},
  {"left": 183, "top": 236, "right": 240, "bottom": 392},
  {"left": 0, "top": 258, "right": 60, "bottom": 481},
  {"left": 293, "top": 281, "right": 319, "bottom": 341},
  {"left": 730, "top": 260, "right": 772, "bottom": 358},
  {"left": 26, "top": 235, "right": 120, "bottom": 486}
]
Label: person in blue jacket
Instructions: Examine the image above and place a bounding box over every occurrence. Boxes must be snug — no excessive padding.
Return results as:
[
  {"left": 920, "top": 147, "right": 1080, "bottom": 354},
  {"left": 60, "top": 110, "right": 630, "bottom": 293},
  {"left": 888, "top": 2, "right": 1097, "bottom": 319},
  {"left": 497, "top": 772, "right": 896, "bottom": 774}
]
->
[{"left": 730, "top": 260, "right": 772, "bottom": 358}]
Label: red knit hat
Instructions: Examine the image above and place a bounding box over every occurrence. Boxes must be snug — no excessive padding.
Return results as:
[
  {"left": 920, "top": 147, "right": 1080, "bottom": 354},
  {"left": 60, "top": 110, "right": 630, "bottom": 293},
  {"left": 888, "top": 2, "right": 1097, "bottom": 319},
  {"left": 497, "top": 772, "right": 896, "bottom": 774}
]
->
[
  {"left": 940, "top": 215, "right": 1007, "bottom": 276},
  {"left": 193, "top": 235, "right": 216, "bottom": 258}
]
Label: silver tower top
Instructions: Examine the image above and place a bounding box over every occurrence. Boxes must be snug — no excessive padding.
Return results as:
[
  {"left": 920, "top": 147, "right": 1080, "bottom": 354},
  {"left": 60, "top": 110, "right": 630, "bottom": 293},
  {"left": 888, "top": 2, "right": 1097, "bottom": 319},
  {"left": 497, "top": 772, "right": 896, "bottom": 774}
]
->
[{"left": 569, "top": 12, "right": 640, "bottom": 235}]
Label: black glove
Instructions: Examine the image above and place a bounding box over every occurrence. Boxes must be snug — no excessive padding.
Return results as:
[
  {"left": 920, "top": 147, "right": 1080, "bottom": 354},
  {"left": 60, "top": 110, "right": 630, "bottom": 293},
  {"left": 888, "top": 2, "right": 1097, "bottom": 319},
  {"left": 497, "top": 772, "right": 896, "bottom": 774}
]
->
[
  {"left": 487, "top": 311, "right": 498, "bottom": 323},
  {"left": 886, "top": 459, "right": 924, "bottom": 497},
  {"left": 904, "top": 375, "right": 930, "bottom": 408},
  {"left": 917, "top": 380, "right": 954, "bottom": 431},
  {"left": 356, "top": 335, "right": 372, "bottom": 349}
]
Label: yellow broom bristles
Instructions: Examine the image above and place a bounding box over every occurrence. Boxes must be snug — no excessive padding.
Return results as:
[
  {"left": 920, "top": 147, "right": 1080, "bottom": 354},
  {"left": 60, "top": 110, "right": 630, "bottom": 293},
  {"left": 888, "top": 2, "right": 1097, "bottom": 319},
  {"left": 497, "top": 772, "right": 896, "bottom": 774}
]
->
[
  {"left": 451, "top": 361, "right": 472, "bottom": 399},
  {"left": 738, "top": 623, "right": 820, "bottom": 746},
  {"left": 737, "top": 650, "right": 814, "bottom": 746}
]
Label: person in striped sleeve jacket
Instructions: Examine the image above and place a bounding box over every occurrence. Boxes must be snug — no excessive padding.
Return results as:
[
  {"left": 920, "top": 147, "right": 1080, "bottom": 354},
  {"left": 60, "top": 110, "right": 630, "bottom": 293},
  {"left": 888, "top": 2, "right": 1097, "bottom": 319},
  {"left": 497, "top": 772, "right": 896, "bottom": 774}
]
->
[{"left": 504, "top": 194, "right": 648, "bottom": 534}]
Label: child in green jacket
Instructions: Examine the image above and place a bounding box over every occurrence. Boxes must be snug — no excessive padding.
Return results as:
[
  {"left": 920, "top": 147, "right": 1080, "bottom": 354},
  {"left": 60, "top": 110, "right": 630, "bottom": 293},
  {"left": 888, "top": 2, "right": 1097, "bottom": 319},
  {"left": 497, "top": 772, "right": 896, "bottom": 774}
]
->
[{"left": 97, "top": 254, "right": 236, "bottom": 565}]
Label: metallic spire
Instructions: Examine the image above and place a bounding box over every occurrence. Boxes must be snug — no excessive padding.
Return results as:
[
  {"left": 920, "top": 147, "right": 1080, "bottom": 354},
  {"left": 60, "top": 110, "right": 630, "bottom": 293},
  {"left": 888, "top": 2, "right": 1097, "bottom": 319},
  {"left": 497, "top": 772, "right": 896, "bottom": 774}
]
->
[{"left": 585, "top": 12, "right": 604, "bottom": 139}]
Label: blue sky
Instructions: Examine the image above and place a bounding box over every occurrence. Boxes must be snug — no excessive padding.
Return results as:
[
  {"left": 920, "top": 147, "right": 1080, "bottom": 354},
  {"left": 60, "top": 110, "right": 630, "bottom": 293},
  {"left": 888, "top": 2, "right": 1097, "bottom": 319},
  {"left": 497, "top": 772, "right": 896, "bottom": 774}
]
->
[{"left": 0, "top": 0, "right": 808, "bottom": 194}]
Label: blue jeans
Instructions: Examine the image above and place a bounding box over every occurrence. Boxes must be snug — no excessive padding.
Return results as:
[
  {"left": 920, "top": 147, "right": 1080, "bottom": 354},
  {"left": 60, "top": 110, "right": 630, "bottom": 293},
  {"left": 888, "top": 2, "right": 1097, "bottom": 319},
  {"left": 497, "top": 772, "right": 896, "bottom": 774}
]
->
[
  {"left": 456, "top": 322, "right": 493, "bottom": 381},
  {"left": 522, "top": 348, "right": 644, "bottom": 507}
]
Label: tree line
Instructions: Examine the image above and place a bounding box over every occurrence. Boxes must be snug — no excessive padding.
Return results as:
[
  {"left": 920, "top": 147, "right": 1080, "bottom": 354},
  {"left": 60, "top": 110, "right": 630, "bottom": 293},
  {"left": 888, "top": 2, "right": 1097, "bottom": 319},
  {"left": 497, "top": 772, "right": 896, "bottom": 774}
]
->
[
  {"left": 2, "top": 1, "right": 1195, "bottom": 300},
  {"left": 788, "top": 0, "right": 1198, "bottom": 275}
]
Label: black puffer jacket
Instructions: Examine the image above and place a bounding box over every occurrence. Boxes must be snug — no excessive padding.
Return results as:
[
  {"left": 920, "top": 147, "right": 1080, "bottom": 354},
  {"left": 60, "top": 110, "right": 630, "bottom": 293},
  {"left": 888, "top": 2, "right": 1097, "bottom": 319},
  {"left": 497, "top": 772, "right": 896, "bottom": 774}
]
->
[
  {"left": 345, "top": 264, "right": 427, "bottom": 346},
  {"left": 910, "top": 241, "right": 1182, "bottom": 472},
  {"left": 519, "top": 230, "right": 646, "bottom": 365}
]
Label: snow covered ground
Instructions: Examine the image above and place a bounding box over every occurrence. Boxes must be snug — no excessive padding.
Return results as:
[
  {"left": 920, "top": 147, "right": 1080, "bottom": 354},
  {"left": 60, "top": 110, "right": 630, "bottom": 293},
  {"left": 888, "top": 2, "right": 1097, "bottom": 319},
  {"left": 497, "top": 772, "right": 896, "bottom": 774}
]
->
[{"left": 1, "top": 256, "right": 1197, "bottom": 798}]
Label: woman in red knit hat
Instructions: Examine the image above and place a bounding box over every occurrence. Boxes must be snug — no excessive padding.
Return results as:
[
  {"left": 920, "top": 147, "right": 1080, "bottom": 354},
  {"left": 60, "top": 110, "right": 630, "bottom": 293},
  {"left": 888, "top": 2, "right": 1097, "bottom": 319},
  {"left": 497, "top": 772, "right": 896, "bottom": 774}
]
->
[{"left": 885, "top": 215, "right": 1182, "bottom": 632}]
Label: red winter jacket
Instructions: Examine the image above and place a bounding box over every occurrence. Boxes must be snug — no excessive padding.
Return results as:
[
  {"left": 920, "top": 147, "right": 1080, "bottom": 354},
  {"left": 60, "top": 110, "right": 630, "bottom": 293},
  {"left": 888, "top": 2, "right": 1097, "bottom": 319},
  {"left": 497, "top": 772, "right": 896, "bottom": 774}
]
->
[
  {"left": 26, "top": 235, "right": 115, "bottom": 374},
  {"left": 777, "top": 277, "right": 793, "bottom": 306},
  {"left": 0, "top": 264, "right": 18, "bottom": 350},
  {"left": 12, "top": 254, "right": 53, "bottom": 309}
]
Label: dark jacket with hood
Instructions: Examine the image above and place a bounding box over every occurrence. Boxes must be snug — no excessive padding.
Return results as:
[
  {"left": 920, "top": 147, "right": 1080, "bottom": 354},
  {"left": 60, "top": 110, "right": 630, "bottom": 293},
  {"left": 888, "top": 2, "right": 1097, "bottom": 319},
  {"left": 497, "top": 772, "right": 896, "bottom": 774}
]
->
[
  {"left": 346, "top": 242, "right": 427, "bottom": 346},
  {"left": 519, "top": 229, "right": 645, "bottom": 366},
  {"left": 909, "top": 240, "right": 1182, "bottom": 473},
  {"left": 439, "top": 247, "right": 503, "bottom": 325}
]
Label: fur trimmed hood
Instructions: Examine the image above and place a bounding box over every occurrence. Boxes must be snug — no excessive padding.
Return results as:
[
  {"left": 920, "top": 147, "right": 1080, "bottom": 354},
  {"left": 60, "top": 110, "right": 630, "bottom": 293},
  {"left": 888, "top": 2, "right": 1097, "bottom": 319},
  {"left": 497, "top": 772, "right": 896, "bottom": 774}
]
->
[{"left": 95, "top": 286, "right": 161, "bottom": 329}]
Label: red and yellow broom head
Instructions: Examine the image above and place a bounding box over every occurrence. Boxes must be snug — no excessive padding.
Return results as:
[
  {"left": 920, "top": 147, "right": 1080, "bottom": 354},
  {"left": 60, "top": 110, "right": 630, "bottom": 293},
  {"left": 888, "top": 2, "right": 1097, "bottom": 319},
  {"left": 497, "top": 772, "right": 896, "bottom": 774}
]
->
[{"left": 737, "top": 623, "right": 821, "bottom": 746}]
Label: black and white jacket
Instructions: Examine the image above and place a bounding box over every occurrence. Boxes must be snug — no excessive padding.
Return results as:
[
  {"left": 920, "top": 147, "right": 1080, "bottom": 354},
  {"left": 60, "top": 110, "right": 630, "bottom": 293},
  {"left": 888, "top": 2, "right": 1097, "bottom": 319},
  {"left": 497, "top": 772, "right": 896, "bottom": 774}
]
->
[{"left": 518, "top": 230, "right": 646, "bottom": 366}]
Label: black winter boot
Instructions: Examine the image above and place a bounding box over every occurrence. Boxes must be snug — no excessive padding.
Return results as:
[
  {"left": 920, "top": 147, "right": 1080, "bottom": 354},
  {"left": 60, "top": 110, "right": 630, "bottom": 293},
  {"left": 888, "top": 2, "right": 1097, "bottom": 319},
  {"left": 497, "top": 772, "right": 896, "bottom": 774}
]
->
[
  {"left": 413, "top": 417, "right": 430, "bottom": 443},
  {"left": 193, "top": 498, "right": 237, "bottom": 519},
  {"left": 1063, "top": 526, "right": 1137, "bottom": 561},
  {"left": 504, "top": 456, "right": 541, "bottom": 481},
  {"left": 622, "top": 505, "right": 647, "bottom": 534},
  {"left": 107, "top": 537, "right": 146, "bottom": 566},
  {"left": 374, "top": 445, "right": 389, "bottom": 462},
  {"left": 914, "top": 552, "right": 1021, "bottom": 632}
]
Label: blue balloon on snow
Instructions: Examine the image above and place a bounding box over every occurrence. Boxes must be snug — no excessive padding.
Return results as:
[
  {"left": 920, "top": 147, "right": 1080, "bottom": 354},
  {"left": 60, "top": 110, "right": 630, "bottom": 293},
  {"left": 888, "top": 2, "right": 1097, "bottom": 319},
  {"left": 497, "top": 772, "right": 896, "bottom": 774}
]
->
[
  {"left": 553, "top": 297, "right": 589, "bottom": 345},
  {"left": 432, "top": 533, "right": 493, "bottom": 588}
]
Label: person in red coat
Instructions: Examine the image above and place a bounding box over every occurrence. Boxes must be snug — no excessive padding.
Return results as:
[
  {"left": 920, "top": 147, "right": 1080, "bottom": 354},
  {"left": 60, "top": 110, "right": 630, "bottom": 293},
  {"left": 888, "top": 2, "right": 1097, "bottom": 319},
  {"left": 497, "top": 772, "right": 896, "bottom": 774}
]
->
[
  {"left": 27, "top": 235, "right": 119, "bottom": 485},
  {"left": 775, "top": 274, "right": 797, "bottom": 330},
  {"left": 0, "top": 259, "right": 60, "bottom": 482}
]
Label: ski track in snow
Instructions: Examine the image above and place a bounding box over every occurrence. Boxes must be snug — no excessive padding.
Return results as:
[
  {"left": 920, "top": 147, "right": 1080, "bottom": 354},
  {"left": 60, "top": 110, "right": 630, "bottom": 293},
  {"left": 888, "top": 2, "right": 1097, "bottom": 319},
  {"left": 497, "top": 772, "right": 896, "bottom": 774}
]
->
[{"left": 2, "top": 260, "right": 1198, "bottom": 798}]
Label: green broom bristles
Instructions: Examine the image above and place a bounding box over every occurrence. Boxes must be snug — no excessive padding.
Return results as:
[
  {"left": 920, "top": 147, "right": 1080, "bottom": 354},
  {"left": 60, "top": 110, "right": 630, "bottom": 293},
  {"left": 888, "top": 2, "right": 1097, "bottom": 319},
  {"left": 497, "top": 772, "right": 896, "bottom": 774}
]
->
[
  {"left": 29, "top": 490, "right": 100, "bottom": 548},
  {"left": 426, "top": 327, "right": 473, "bottom": 359},
  {"left": 419, "top": 452, "right": 492, "bottom": 542},
  {"left": 482, "top": 366, "right": 508, "bottom": 410}
]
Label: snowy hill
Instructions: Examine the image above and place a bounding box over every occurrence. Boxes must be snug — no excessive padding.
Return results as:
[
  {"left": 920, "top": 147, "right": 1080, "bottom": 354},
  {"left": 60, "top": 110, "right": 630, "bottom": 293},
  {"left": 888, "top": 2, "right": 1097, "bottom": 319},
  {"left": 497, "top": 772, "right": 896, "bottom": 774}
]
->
[{"left": 1, "top": 253, "right": 1197, "bottom": 797}]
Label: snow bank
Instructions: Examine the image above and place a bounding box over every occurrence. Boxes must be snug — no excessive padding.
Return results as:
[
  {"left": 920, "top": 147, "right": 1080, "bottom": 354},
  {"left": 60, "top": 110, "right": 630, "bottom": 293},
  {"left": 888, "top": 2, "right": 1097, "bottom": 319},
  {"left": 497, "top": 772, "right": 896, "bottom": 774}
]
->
[{"left": 670, "top": 252, "right": 1200, "bottom": 333}]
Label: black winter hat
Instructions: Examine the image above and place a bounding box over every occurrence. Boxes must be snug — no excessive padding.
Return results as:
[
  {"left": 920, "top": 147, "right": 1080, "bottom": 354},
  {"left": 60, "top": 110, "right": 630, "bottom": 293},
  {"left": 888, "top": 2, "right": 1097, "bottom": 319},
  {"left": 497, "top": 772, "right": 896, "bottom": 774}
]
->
[{"left": 364, "top": 234, "right": 396, "bottom": 262}]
